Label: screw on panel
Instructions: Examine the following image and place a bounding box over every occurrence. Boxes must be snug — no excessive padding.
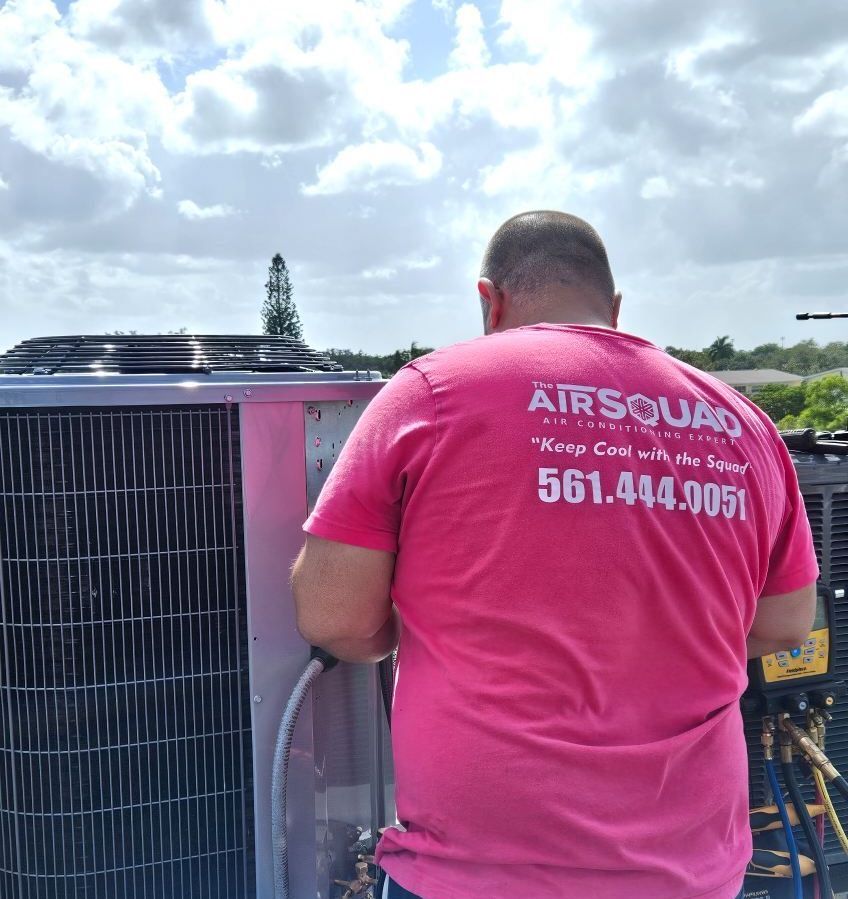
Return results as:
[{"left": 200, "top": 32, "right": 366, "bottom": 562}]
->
[
  {"left": 225, "top": 394, "right": 233, "bottom": 402},
  {"left": 307, "top": 406, "right": 321, "bottom": 421},
  {"left": 244, "top": 389, "right": 253, "bottom": 397},
  {"left": 314, "top": 437, "right": 321, "bottom": 447},
  {"left": 253, "top": 695, "right": 262, "bottom": 703}
]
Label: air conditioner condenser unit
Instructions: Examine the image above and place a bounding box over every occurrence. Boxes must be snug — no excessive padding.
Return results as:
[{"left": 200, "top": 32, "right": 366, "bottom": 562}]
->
[{"left": 0, "top": 335, "right": 393, "bottom": 899}]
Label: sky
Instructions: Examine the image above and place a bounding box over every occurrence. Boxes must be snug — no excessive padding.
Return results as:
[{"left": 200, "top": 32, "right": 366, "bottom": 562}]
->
[{"left": 1, "top": 0, "right": 847, "bottom": 356}]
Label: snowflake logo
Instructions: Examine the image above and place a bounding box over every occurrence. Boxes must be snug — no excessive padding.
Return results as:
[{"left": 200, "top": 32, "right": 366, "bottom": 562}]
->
[{"left": 627, "top": 393, "right": 659, "bottom": 425}]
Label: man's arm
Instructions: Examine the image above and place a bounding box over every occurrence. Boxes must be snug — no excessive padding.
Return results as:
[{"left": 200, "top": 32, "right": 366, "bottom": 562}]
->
[
  {"left": 293, "top": 366, "right": 433, "bottom": 662},
  {"left": 291, "top": 533, "right": 400, "bottom": 664},
  {"left": 747, "top": 581, "right": 817, "bottom": 659}
]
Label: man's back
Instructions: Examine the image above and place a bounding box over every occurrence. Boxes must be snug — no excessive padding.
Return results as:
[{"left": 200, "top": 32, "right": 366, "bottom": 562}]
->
[{"left": 306, "top": 323, "right": 817, "bottom": 898}]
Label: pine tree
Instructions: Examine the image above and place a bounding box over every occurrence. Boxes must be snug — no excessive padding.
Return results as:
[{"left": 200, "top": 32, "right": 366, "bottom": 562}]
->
[{"left": 261, "top": 254, "right": 303, "bottom": 339}]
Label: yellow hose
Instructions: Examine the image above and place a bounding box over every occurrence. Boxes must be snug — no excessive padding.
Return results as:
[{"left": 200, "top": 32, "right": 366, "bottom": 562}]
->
[{"left": 813, "top": 767, "right": 848, "bottom": 855}]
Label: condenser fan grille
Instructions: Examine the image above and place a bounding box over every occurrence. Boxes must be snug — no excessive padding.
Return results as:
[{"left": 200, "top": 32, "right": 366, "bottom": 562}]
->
[
  {"left": 0, "top": 335, "right": 343, "bottom": 375},
  {"left": 0, "top": 406, "right": 254, "bottom": 898}
]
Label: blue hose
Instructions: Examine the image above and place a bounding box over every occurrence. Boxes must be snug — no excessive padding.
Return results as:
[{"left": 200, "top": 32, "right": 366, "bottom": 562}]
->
[{"left": 766, "top": 759, "right": 804, "bottom": 899}]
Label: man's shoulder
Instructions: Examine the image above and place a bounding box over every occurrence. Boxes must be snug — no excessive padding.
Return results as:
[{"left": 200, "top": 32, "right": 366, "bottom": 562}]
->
[
  {"left": 403, "top": 330, "right": 535, "bottom": 381},
  {"left": 662, "top": 355, "right": 782, "bottom": 444},
  {"left": 665, "top": 355, "right": 772, "bottom": 412}
]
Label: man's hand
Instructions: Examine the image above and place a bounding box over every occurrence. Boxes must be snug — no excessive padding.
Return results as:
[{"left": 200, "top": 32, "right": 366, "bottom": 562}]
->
[{"left": 291, "top": 534, "right": 400, "bottom": 664}]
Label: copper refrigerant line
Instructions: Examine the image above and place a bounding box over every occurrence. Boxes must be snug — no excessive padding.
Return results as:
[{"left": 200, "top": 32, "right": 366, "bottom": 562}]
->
[
  {"left": 758, "top": 711, "right": 848, "bottom": 898},
  {"left": 776, "top": 715, "right": 848, "bottom": 798}
]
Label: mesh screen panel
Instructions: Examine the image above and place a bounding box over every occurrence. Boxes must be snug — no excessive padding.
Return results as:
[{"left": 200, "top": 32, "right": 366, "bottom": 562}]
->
[
  {"left": 818, "top": 488, "right": 848, "bottom": 861},
  {"left": 0, "top": 406, "right": 254, "bottom": 899}
]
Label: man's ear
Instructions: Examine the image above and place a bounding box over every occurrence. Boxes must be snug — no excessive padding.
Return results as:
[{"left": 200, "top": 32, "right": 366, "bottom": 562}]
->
[
  {"left": 478, "top": 278, "right": 504, "bottom": 333},
  {"left": 611, "top": 291, "right": 622, "bottom": 329}
]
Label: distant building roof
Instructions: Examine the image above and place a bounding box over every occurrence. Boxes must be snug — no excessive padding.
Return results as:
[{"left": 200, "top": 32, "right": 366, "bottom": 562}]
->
[
  {"left": 803, "top": 368, "right": 848, "bottom": 381},
  {"left": 710, "top": 369, "right": 803, "bottom": 386}
]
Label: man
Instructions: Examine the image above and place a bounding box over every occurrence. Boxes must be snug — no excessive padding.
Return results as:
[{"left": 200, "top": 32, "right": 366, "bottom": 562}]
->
[{"left": 292, "top": 211, "right": 818, "bottom": 898}]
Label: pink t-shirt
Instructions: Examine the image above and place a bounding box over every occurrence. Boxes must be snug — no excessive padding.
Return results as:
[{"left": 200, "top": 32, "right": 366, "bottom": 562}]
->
[{"left": 304, "top": 324, "right": 818, "bottom": 899}]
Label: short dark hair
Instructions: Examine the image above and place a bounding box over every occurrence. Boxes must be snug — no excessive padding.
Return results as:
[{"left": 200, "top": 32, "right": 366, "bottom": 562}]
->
[{"left": 480, "top": 211, "right": 615, "bottom": 302}]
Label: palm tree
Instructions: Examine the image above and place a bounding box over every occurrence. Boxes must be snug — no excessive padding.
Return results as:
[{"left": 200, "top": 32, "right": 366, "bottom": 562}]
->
[{"left": 707, "top": 335, "right": 735, "bottom": 368}]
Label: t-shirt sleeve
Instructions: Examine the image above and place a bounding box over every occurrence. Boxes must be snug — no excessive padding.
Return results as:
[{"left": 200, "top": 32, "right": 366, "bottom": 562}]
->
[
  {"left": 760, "top": 436, "right": 820, "bottom": 597},
  {"left": 303, "top": 364, "right": 436, "bottom": 553}
]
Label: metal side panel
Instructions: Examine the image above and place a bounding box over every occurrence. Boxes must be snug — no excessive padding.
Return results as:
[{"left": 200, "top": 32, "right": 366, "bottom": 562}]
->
[
  {"left": 304, "top": 399, "right": 369, "bottom": 513},
  {"left": 304, "top": 398, "right": 395, "bottom": 896},
  {"left": 240, "top": 402, "right": 314, "bottom": 899}
]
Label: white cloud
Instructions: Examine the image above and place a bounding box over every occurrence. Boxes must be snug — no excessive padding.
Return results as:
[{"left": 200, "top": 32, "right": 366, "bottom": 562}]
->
[
  {"left": 497, "top": 0, "right": 599, "bottom": 87},
  {"left": 159, "top": 2, "right": 412, "bottom": 156},
  {"left": 406, "top": 255, "right": 441, "bottom": 270},
  {"left": 477, "top": 143, "right": 622, "bottom": 204},
  {"left": 302, "top": 141, "right": 443, "bottom": 195},
  {"left": 362, "top": 253, "right": 441, "bottom": 279},
  {"left": 640, "top": 176, "right": 675, "bottom": 199},
  {"left": 177, "top": 199, "right": 239, "bottom": 220},
  {"left": 449, "top": 4, "right": 490, "bottom": 70},
  {"left": 0, "top": 0, "right": 59, "bottom": 72},
  {"left": 167, "top": 57, "right": 351, "bottom": 155},
  {"left": 0, "top": 174, "right": 8, "bottom": 191},
  {"left": 1, "top": 0, "right": 848, "bottom": 360},
  {"left": 69, "top": 0, "right": 216, "bottom": 59},
  {"left": 358, "top": 0, "right": 415, "bottom": 26},
  {"left": 795, "top": 87, "right": 848, "bottom": 138},
  {"left": 363, "top": 266, "right": 396, "bottom": 280},
  {"left": 0, "top": 9, "right": 167, "bottom": 214}
]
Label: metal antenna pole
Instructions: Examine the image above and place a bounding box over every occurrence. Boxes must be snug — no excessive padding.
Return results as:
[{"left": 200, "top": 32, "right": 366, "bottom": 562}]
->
[{"left": 796, "top": 313, "right": 848, "bottom": 320}]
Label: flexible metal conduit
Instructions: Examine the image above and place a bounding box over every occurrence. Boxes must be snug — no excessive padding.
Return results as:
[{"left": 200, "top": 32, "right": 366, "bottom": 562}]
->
[{"left": 272, "top": 656, "right": 329, "bottom": 899}]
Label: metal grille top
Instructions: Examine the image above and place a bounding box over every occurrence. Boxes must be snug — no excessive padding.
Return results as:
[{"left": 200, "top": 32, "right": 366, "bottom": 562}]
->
[{"left": 0, "top": 335, "right": 344, "bottom": 376}]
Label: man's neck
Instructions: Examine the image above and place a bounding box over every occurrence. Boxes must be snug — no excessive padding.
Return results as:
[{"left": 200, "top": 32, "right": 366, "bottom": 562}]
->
[
  {"left": 519, "top": 312, "right": 613, "bottom": 328},
  {"left": 502, "top": 307, "right": 615, "bottom": 332},
  {"left": 502, "top": 288, "right": 616, "bottom": 332}
]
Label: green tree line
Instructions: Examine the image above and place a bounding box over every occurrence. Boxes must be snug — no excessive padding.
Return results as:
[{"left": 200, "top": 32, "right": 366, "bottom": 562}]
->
[
  {"left": 752, "top": 377, "right": 848, "bottom": 432},
  {"left": 665, "top": 336, "right": 848, "bottom": 430},
  {"left": 324, "top": 335, "right": 848, "bottom": 427},
  {"left": 253, "top": 250, "right": 848, "bottom": 429},
  {"left": 666, "top": 336, "right": 848, "bottom": 376},
  {"left": 325, "top": 342, "right": 434, "bottom": 377}
]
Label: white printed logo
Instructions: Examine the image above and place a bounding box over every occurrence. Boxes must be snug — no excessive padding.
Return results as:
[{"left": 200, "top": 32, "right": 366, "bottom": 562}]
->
[
  {"left": 627, "top": 394, "right": 659, "bottom": 425},
  {"left": 527, "top": 383, "right": 744, "bottom": 439}
]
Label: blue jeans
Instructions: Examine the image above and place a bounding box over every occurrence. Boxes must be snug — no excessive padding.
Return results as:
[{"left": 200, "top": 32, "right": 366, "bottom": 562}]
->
[
  {"left": 382, "top": 875, "right": 419, "bottom": 898},
  {"left": 380, "top": 872, "right": 745, "bottom": 899}
]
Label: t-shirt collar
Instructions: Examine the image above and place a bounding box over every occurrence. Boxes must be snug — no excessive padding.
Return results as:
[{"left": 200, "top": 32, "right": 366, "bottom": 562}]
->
[{"left": 517, "top": 322, "right": 660, "bottom": 351}]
